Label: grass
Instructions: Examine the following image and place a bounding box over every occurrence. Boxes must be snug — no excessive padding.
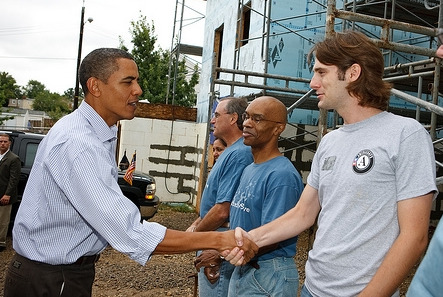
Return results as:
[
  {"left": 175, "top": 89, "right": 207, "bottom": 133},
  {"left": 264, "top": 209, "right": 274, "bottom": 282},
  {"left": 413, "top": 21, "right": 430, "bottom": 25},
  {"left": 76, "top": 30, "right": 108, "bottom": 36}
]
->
[{"left": 158, "top": 202, "right": 196, "bottom": 213}]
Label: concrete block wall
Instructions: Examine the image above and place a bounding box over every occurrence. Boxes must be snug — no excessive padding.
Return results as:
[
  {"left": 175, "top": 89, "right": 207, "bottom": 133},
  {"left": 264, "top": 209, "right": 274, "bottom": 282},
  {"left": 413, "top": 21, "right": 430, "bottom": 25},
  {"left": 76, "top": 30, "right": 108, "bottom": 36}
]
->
[
  {"left": 119, "top": 117, "right": 207, "bottom": 205},
  {"left": 118, "top": 116, "right": 318, "bottom": 207}
]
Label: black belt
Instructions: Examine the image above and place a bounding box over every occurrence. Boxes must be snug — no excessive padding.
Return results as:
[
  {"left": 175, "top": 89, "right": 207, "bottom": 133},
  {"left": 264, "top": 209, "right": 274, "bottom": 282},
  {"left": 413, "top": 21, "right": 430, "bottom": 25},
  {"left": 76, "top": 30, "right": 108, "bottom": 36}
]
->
[
  {"left": 249, "top": 259, "right": 260, "bottom": 269},
  {"left": 72, "top": 254, "right": 100, "bottom": 266}
]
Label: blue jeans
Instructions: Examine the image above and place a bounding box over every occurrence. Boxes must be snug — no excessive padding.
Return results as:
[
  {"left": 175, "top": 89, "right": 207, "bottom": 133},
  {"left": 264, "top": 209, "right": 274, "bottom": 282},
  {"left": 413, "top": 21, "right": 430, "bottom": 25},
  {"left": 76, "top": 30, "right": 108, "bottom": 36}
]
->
[
  {"left": 198, "top": 254, "right": 235, "bottom": 297},
  {"left": 228, "top": 257, "right": 299, "bottom": 297},
  {"left": 300, "top": 284, "right": 313, "bottom": 297},
  {"left": 197, "top": 226, "right": 234, "bottom": 297}
]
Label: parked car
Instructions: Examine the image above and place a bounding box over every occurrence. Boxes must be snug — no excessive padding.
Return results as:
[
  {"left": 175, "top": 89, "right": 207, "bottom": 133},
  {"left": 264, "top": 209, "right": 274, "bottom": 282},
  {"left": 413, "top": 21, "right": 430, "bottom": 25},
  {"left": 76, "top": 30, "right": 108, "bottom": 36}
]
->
[
  {"left": 2, "top": 130, "right": 159, "bottom": 231},
  {"left": 117, "top": 169, "right": 159, "bottom": 219}
]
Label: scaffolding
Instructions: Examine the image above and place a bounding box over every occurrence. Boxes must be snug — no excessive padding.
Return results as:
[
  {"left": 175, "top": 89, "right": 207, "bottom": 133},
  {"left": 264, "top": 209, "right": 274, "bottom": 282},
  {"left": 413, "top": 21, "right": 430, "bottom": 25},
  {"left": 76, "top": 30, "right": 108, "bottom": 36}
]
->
[
  {"left": 169, "top": 0, "right": 443, "bottom": 216},
  {"left": 198, "top": 0, "right": 443, "bottom": 217},
  {"left": 167, "top": 0, "right": 205, "bottom": 105}
]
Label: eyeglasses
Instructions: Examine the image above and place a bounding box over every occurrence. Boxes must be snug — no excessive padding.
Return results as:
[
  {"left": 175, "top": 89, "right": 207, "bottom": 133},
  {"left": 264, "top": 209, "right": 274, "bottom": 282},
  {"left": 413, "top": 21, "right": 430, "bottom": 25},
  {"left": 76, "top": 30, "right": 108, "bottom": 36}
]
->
[{"left": 242, "top": 113, "right": 282, "bottom": 124}]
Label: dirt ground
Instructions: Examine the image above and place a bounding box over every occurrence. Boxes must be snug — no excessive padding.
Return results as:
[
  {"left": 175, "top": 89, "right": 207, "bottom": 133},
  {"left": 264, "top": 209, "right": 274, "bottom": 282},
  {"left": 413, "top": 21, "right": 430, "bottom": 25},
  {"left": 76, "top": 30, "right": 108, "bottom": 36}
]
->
[{"left": 0, "top": 204, "right": 423, "bottom": 296}]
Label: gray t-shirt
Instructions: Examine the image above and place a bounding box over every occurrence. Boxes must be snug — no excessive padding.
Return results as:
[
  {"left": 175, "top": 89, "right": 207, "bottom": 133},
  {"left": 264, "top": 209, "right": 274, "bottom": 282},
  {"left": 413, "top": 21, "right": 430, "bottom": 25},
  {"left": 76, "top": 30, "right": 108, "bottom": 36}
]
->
[{"left": 305, "top": 111, "right": 437, "bottom": 297}]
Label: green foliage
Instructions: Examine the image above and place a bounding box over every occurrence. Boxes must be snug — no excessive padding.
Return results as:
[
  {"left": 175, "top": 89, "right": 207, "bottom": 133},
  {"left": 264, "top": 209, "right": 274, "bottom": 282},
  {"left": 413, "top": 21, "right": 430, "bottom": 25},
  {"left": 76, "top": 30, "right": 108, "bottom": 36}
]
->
[
  {"left": 24, "top": 80, "right": 47, "bottom": 99},
  {"left": 126, "top": 16, "right": 168, "bottom": 104},
  {"left": 123, "top": 15, "right": 199, "bottom": 107},
  {"left": 64, "top": 88, "right": 74, "bottom": 100},
  {"left": 33, "top": 91, "right": 70, "bottom": 121},
  {"left": 0, "top": 72, "right": 73, "bottom": 122},
  {"left": 169, "top": 58, "right": 200, "bottom": 107},
  {"left": 159, "top": 202, "right": 196, "bottom": 213},
  {"left": 0, "top": 72, "right": 20, "bottom": 125},
  {"left": 0, "top": 72, "right": 19, "bottom": 107}
]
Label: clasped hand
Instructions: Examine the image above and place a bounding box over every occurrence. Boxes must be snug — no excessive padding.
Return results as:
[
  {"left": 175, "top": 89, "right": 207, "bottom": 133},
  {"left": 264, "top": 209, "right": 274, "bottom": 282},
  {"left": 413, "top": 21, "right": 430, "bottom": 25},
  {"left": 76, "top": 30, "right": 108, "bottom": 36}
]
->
[
  {"left": 220, "top": 227, "right": 255, "bottom": 266},
  {"left": 194, "top": 250, "right": 222, "bottom": 283},
  {"left": 209, "top": 228, "right": 258, "bottom": 266},
  {"left": 196, "top": 228, "right": 257, "bottom": 283}
]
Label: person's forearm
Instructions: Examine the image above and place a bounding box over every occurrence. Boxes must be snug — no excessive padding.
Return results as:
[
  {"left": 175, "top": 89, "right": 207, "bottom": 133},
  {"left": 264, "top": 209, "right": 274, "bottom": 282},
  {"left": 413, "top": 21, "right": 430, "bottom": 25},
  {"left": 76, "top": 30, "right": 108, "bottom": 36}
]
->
[
  {"left": 249, "top": 202, "right": 317, "bottom": 248},
  {"left": 186, "top": 217, "right": 201, "bottom": 232},
  {"left": 195, "top": 202, "right": 230, "bottom": 232},
  {"left": 358, "top": 232, "right": 428, "bottom": 297},
  {"left": 359, "top": 194, "right": 433, "bottom": 297},
  {"left": 153, "top": 229, "right": 233, "bottom": 254},
  {"left": 194, "top": 217, "right": 225, "bottom": 232}
]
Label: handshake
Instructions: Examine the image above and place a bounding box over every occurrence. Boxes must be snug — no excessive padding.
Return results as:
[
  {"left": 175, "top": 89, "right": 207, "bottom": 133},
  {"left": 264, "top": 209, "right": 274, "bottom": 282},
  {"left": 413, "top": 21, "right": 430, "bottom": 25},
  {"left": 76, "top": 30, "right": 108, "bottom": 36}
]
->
[{"left": 194, "top": 227, "right": 257, "bottom": 283}]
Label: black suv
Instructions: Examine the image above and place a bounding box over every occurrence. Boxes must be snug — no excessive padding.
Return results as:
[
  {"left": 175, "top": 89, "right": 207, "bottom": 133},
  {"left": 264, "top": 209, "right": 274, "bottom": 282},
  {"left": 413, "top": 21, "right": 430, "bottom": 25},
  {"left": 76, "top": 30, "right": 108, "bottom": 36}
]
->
[{"left": 3, "top": 130, "right": 159, "bottom": 230}]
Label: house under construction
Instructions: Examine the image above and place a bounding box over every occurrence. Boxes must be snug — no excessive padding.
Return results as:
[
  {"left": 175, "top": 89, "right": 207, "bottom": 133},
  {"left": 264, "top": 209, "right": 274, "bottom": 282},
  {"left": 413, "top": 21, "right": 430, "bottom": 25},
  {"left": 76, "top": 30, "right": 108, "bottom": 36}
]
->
[{"left": 172, "top": 0, "right": 443, "bottom": 218}]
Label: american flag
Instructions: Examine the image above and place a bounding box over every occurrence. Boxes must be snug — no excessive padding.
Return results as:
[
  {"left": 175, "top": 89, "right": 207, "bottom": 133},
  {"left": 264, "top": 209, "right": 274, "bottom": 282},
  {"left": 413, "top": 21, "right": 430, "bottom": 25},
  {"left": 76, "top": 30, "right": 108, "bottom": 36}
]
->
[{"left": 124, "top": 151, "right": 136, "bottom": 185}]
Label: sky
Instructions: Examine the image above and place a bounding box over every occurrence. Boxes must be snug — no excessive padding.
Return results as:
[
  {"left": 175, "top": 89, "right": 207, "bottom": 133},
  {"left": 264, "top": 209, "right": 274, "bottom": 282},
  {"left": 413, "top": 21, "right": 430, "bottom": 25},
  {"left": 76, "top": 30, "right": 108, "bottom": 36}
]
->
[{"left": 0, "top": 0, "right": 206, "bottom": 94}]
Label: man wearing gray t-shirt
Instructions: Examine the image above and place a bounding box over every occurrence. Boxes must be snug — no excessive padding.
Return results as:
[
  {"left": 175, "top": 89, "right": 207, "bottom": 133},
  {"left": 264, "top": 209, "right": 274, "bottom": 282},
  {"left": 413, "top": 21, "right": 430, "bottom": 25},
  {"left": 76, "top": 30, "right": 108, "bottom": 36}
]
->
[{"left": 224, "top": 31, "right": 438, "bottom": 297}]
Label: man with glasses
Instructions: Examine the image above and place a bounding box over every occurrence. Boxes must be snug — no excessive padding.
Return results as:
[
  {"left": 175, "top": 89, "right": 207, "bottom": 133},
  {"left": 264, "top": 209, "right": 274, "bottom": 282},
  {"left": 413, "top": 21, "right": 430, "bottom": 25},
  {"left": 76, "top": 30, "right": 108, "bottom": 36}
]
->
[
  {"left": 227, "top": 96, "right": 303, "bottom": 297},
  {"left": 0, "top": 133, "right": 21, "bottom": 252},
  {"left": 187, "top": 97, "right": 253, "bottom": 296}
]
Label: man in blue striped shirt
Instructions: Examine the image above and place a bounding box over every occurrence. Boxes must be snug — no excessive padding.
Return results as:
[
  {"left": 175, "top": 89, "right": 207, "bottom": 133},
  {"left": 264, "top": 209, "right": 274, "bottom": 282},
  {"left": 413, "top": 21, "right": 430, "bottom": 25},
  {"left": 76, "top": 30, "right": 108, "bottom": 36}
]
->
[{"left": 3, "top": 48, "right": 258, "bottom": 297}]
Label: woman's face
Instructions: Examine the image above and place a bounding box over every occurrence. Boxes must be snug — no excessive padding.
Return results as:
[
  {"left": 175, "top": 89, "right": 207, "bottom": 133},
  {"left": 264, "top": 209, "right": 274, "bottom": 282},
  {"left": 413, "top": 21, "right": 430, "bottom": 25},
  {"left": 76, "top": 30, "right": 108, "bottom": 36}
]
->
[{"left": 212, "top": 139, "right": 226, "bottom": 162}]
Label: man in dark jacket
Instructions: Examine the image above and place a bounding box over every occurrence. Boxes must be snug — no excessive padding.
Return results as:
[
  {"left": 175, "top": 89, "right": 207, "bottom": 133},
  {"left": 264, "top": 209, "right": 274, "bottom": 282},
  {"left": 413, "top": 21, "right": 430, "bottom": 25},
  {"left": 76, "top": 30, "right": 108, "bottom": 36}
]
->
[{"left": 0, "top": 133, "right": 21, "bottom": 251}]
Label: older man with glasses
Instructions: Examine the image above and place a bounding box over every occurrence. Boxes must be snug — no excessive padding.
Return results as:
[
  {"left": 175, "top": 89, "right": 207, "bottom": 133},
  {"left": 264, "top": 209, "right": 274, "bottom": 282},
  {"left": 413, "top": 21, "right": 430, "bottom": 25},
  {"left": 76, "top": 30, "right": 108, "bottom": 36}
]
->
[
  {"left": 187, "top": 97, "right": 254, "bottom": 296},
  {"left": 227, "top": 96, "right": 303, "bottom": 297}
]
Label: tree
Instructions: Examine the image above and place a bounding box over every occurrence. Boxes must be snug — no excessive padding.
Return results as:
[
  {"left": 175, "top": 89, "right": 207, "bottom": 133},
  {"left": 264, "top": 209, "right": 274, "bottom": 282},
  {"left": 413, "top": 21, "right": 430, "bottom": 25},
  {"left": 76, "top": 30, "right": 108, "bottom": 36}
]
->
[
  {"left": 24, "top": 80, "right": 47, "bottom": 99},
  {"left": 64, "top": 88, "right": 74, "bottom": 101},
  {"left": 0, "top": 72, "right": 19, "bottom": 107},
  {"left": 33, "top": 91, "right": 70, "bottom": 121},
  {"left": 0, "top": 72, "right": 19, "bottom": 125},
  {"left": 124, "top": 15, "right": 199, "bottom": 107},
  {"left": 168, "top": 56, "right": 200, "bottom": 107},
  {"left": 23, "top": 80, "right": 71, "bottom": 120},
  {"left": 63, "top": 87, "right": 82, "bottom": 106}
]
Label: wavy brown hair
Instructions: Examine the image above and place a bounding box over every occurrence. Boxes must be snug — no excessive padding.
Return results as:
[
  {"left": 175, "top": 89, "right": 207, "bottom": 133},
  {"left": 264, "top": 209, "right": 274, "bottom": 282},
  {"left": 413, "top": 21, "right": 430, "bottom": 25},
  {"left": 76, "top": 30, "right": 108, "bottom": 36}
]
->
[{"left": 308, "top": 31, "right": 392, "bottom": 110}]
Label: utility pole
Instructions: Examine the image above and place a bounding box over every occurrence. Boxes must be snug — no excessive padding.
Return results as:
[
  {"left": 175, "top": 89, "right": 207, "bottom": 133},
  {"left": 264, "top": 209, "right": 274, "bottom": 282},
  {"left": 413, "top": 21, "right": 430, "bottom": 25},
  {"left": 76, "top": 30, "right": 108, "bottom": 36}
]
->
[{"left": 73, "top": 1, "right": 92, "bottom": 110}]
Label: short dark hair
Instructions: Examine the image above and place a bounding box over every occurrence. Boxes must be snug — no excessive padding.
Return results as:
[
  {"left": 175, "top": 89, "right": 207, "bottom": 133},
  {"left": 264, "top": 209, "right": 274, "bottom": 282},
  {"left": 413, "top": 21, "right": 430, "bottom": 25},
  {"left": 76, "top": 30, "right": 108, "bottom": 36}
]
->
[
  {"left": 79, "top": 48, "right": 134, "bottom": 96},
  {"left": 308, "top": 31, "right": 392, "bottom": 110},
  {"left": 0, "top": 133, "right": 11, "bottom": 141},
  {"left": 222, "top": 97, "right": 248, "bottom": 131}
]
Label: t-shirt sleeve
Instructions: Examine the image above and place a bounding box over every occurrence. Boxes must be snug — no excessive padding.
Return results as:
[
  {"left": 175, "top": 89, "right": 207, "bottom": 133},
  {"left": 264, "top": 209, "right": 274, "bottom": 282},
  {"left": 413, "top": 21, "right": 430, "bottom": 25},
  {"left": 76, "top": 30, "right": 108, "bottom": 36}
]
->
[
  {"left": 214, "top": 149, "right": 252, "bottom": 204},
  {"left": 395, "top": 125, "right": 438, "bottom": 201}
]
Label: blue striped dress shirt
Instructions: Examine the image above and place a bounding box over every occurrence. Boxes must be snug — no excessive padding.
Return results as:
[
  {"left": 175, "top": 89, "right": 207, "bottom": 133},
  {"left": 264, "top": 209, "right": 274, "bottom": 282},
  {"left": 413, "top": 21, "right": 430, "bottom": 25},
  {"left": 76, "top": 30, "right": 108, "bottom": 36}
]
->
[{"left": 12, "top": 101, "right": 166, "bottom": 265}]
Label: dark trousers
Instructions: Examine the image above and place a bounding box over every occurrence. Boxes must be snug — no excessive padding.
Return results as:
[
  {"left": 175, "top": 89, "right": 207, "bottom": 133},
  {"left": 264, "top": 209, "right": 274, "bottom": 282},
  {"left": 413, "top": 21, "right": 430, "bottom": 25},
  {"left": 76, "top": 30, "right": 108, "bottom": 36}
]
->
[{"left": 3, "top": 253, "right": 96, "bottom": 297}]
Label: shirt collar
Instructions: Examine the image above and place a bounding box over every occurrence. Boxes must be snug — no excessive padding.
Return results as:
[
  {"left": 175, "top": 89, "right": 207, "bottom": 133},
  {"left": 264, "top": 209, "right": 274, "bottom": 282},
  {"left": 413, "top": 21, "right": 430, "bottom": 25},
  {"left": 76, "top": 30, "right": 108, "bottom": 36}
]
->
[
  {"left": 0, "top": 149, "right": 9, "bottom": 160},
  {"left": 77, "top": 101, "right": 118, "bottom": 143}
]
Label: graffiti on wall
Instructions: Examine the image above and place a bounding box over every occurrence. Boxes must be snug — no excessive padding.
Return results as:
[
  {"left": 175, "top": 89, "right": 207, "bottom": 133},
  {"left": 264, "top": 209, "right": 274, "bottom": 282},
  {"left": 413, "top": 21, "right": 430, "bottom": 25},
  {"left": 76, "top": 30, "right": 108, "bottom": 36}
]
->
[{"left": 148, "top": 144, "right": 203, "bottom": 196}]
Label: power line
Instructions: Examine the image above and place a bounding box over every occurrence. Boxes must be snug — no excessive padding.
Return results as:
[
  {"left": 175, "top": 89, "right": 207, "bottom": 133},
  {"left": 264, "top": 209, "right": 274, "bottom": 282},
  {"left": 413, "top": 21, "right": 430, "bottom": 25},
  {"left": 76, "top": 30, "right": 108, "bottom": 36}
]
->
[
  {"left": 0, "top": 24, "right": 75, "bottom": 37},
  {"left": 0, "top": 56, "right": 74, "bottom": 61}
]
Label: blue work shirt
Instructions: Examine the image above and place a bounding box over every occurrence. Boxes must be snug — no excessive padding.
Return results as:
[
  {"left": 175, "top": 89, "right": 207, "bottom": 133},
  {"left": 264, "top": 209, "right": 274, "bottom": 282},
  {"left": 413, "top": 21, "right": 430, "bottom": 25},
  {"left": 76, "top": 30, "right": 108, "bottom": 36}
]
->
[
  {"left": 230, "top": 156, "right": 303, "bottom": 260},
  {"left": 199, "top": 138, "right": 253, "bottom": 219}
]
